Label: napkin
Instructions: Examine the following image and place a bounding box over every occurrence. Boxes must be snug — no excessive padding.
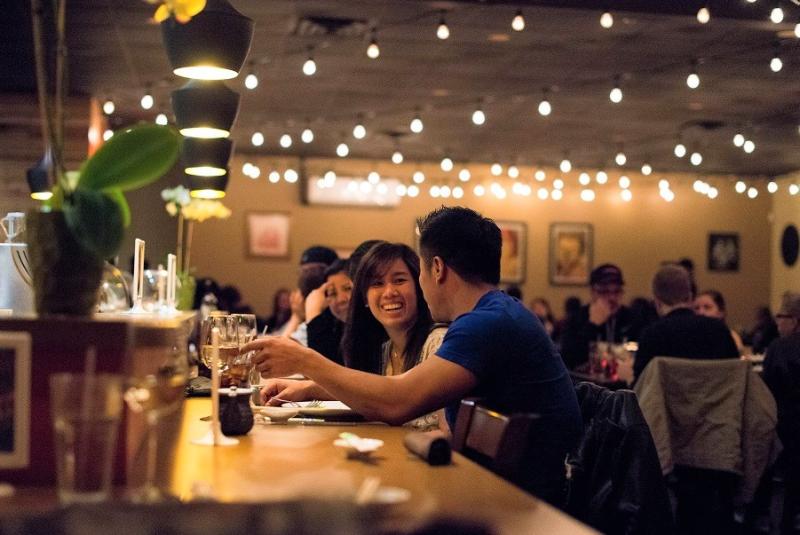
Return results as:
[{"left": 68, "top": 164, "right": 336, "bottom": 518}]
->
[{"left": 403, "top": 430, "right": 451, "bottom": 466}]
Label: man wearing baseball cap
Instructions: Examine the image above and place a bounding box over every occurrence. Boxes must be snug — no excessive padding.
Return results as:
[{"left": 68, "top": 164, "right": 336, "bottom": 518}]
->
[{"left": 560, "top": 263, "right": 641, "bottom": 369}]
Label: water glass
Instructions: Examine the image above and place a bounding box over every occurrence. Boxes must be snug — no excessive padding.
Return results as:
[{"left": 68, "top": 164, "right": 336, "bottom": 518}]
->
[{"left": 49, "top": 373, "right": 124, "bottom": 504}]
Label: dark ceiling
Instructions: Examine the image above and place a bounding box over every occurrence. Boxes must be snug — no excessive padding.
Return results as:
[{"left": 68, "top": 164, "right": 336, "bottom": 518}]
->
[{"left": 5, "top": 0, "right": 800, "bottom": 179}]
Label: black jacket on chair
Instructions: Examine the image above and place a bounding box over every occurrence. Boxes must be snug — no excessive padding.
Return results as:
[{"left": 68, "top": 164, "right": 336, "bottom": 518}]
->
[{"left": 565, "top": 382, "right": 674, "bottom": 535}]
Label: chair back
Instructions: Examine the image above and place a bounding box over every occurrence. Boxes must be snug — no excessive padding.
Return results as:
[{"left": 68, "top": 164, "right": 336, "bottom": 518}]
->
[{"left": 452, "top": 398, "right": 538, "bottom": 482}]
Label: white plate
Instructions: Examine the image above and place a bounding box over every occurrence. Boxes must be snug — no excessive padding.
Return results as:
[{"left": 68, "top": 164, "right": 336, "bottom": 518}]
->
[
  {"left": 333, "top": 437, "right": 384, "bottom": 458},
  {"left": 368, "top": 486, "right": 411, "bottom": 505},
  {"left": 253, "top": 406, "right": 300, "bottom": 422},
  {"left": 282, "top": 400, "right": 353, "bottom": 416}
]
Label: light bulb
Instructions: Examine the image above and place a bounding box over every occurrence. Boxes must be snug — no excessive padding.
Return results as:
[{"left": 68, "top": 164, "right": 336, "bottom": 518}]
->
[
  {"left": 538, "top": 98, "right": 552, "bottom": 116},
  {"left": 408, "top": 184, "right": 420, "bottom": 197},
  {"left": 600, "top": 11, "right": 613, "bottom": 28},
  {"left": 251, "top": 131, "right": 264, "bottom": 147},
  {"left": 279, "top": 134, "right": 292, "bottom": 148},
  {"left": 155, "top": 113, "right": 168, "bottom": 125},
  {"left": 491, "top": 163, "right": 503, "bottom": 176},
  {"left": 140, "top": 92, "right": 154, "bottom": 110},
  {"left": 747, "top": 186, "right": 758, "bottom": 199},
  {"left": 579, "top": 172, "right": 591, "bottom": 186},
  {"left": 453, "top": 186, "right": 464, "bottom": 199},
  {"left": 242, "top": 162, "right": 254, "bottom": 175},
  {"left": 551, "top": 189, "right": 563, "bottom": 200},
  {"left": 693, "top": 180, "right": 706, "bottom": 193},
  {"left": 789, "top": 183, "right": 799, "bottom": 195},
  {"left": 535, "top": 170, "right": 546, "bottom": 181},
  {"left": 659, "top": 179, "right": 670, "bottom": 190},
  {"left": 472, "top": 108, "right": 486, "bottom": 125},
  {"left": 744, "top": 140, "right": 755, "bottom": 153},
  {"left": 392, "top": 150, "right": 404, "bottom": 164},
  {"left": 537, "top": 187, "right": 549, "bottom": 200},
  {"left": 102, "top": 99, "right": 115, "bottom": 115},
  {"left": 674, "top": 143, "right": 687, "bottom": 158},
  {"left": 458, "top": 168, "right": 471, "bottom": 182},
  {"left": 687, "top": 72, "right": 700, "bottom": 89},
  {"left": 619, "top": 175, "right": 631, "bottom": 189},
  {"left": 770, "top": 7, "right": 784, "bottom": 23},
  {"left": 512, "top": 10, "right": 525, "bottom": 31},
  {"left": 323, "top": 171, "right": 337, "bottom": 187},
  {"left": 367, "top": 39, "right": 380, "bottom": 59},
  {"left": 707, "top": 187, "right": 718, "bottom": 199},
  {"left": 268, "top": 171, "right": 280, "bottom": 183},
  {"left": 596, "top": 170, "right": 609, "bottom": 184},
  {"left": 368, "top": 171, "right": 380, "bottom": 184},
  {"left": 733, "top": 133, "right": 745, "bottom": 147},
  {"left": 284, "top": 169, "right": 299, "bottom": 183},
  {"left": 615, "top": 152, "right": 627, "bottom": 166},
  {"left": 770, "top": 56, "right": 783, "bottom": 72},
  {"left": 250, "top": 165, "right": 262, "bottom": 179},
  {"left": 440, "top": 157, "right": 453, "bottom": 172},
  {"left": 560, "top": 159, "right": 572, "bottom": 173},
  {"left": 697, "top": 6, "right": 710, "bottom": 24},
  {"left": 474, "top": 184, "right": 486, "bottom": 197},
  {"left": 103, "top": 129, "right": 113, "bottom": 141},
  {"left": 795, "top": 22, "right": 800, "bottom": 38},
  {"left": 660, "top": 189, "right": 675, "bottom": 202},
  {"left": 609, "top": 86, "right": 623, "bottom": 104},
  {"left": 303, "top": 57, "right": 317, "bottom": 76},
  {"left": 413, "top": 171, "right": 426, "bottom": 184},
  {"left": 430, "top": 185, "right": 440, "bottom": 198},
  {"left": 377, "top": 183, "right": 388, "bottom": 195},
  {"left": 437, "top": 14, "right": 450, "bottom": 40},
  {"left": 440, "top": 185, "right": 452, "bottom": 198},
  {"left": 336, "top": 142, "right": 349, "bottom": 157},
  {"left": 245, "top": 73, "right": 258, "bottom": 90},
  {"left": 735, "top": 181, "right": 747, "bottom": 193},
  {"left": 580, "top": 189, "right": 596, "bottom": 202},
  {"left": 508, "top": 165, "right": 519, "bottom": 178},
  {"left": 767, "top": 180, "right": 778, "bottom": 193},
  {"left": 641, "top": 164, "right": 652, "bottom": 176},
  {"left": 690, "top": 152, "right": 703, "bottom": 166},
  {"left": 353, "top": 123, "right": 366, "bottom": 139},
  {"left": 301, "top": 128, "right": 314, "bottom": 143},
  {"left": 410, "top": 115, "right": 424, "bottom": 133},
  {"left": 553, "top": 178, "right": 565, "bottom": 190},
  {"left": 620, "top": 189, "right": 632, "bottom": 202}
]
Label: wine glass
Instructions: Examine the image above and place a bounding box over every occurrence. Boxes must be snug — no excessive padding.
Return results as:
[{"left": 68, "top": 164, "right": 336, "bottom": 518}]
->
[
  {"left": 230, "top": 313, "right": 257, "bottom": 388},
  {"left": 199, "top": 314, "right": 238, "bottom": 385},
  {"left": 124, "top": 327, "right": 189, "bottom": 502}
]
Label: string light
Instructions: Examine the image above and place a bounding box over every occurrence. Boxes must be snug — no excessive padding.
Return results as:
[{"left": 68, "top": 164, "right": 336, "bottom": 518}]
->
[
  {"left": 453, "top": 185, "right": 464, "bottom": 199},
  {"left": 472, "top": 100, "right": 486, "bottom": 125},
  {"left": 244, "top": 63, "right": 258, "bottom": 89},
  {"left": 155, "top": 113, "right": 168, "bottom": 125},
  {"left": 268, "top": 171, "right": 281, "bottom": 183},
  {"left": 323, "top": 171, "right": 337, "bottom": 187},
  {"left": 103, "top": 129, "right": 113, "bottom": 141},
  {"left": 770, "top": 6, "right": 784, "bottom": 24},
  {"left": 511, "top": 10, "right": 525, "bottom": 31},
  {"left": 284, "top": 168, "right": 299, "bottom": 183},
  {"left": 747, "top": 186, "right": 759, "bottom": 198},
  {"left": 551, "top": 189, "right": 563, "bottom": 200},
  {"left": 735, "top": 181, "right": 747, "bottom": 194},
  {"left": 102, "top": 99, "right": 115, "bottom": 115},
  {"left": 474, "top": 184, "right": 486, "bottom": 197},
  {"left": 560, "top": 158, "right": 572, "bottom": 173},
  {"left": 367, "top": 171, "right": 380, "bottom": 184},
  {"left": 690, "top": 152, "right": 703, "bottom": 166},
  {"left": 140, "top": 87, "right": 154, "bottom": 110},
  {"left": 600, "top": 11, "right": 613, "bottom": 29},
  {"left": 770, "top": 44, "right": 783, "bottom": 72},
  {"left": 392, "top": 150, "right": 404, "bottom": 164},
  {"left": 708, "top": 187, "right": 719, "bottom": 199},
  {"left": 697, "top": 5, "right": 711, "bottom": 24},
  {"left": 743, "top": 140, "right": 755, "bottom": 153},
  {"left": 303, "top": 48, "right": 317, "bottom": 76},
  {"left": 580, "top": 189, "right": 596, "bottom": 202},
  {"left": 767, "top": 180, "right": 778, "bottom": 193},
  {"left": 413, "top": 170, "right": 426, "bottom": 184},
  {"left": 279, "top": 133, "right": 292, "bottom": 148},
  {"left": 674, "top": 142, "right": 687, "bottom": 158},
  {"left": 336, "top": 141, "right": 349, "bottom": 157},
  {"left": 596, "top": 170, "right": 609, "bottom": 184},
  {"left": 687, "top": 60, "right": 700, "bottom": 89},
  {"left": 641, "top": 164, "right": 652, "bottom": 176},
  {"left": 491, "top": 163, "right": 503, "bottom": 176},
  {"left": 407, "top": 184, "right": 420, "bottom": 197},
  {"left": 535, "top": 169, "right": 546, "bottom": 181},
  {"left": 366, "top": 29, "right": 380, "bottom": 59},
  {"left": 458, "top": 168, "right": 471, "bottom": 182},
  {"left": 609, "top": 76, "right": 623, "bottom": 103},
  {"left": 508, "top": 165, "right": 519, "bottom": 179},
  {"left": 301, "top": 127, "right": 314, "bottom": 143},
  {"left": 733, "top": 133, "right": 745, "bottom": 147},
  {"left": 251, "top": 131, "right": 264, "bottom": 147},
  {"left": 579, "top": 172, "right": 591, "bottom": 186},
  {"left": 538, "top": 89, "right": 552, "bottom": 116},
  {"left": 441, "top": 157, "right": 454, "bottom": 171},
  {"left": 620, "top": 189, "right": 632, "bottom": 202},
  {"left": 553, "top": 178, "right": 565, "bottom": 190},
  {"left": 353, "top": 117, "right": 367, "bottom": 139},
  {"left": 619, "top": 175, "right": 631, "bottom": 189},
  {"left": 537, "top": 187, "right": 549, "bottom": 200},
  {"left": 410, "top": 110, "right": 424, "bottom": 133},
  {"left": 615, "top": 150, "right": 627, "bottom": 166},
  {"left": 440, "top": 185, "right": 452, "bottom": 198},
  {"left": 795, "top": 22, "right": 800, "bottom": 38},
  {"left": 789, "top": 184, "right": 799, "bottom": 195},
  {"left": 437, "top": 11, "right": 450, "bottom": 40}
]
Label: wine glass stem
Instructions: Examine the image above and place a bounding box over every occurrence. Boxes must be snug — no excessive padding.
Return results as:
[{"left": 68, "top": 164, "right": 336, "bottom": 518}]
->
[{"left": 144, "top": 411, "right": 159, "bottom": 499}]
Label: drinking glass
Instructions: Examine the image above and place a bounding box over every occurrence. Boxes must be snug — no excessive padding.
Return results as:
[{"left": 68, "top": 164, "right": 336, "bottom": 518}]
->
[
  {"left": 199, "top": 314, "right": 238, "bottom": 384},
  {"left": 230, "top": 313, "right": 257, "bottom": 387},
  {"left": 124, "top": 333, "right": 189, "bottom": 502}
]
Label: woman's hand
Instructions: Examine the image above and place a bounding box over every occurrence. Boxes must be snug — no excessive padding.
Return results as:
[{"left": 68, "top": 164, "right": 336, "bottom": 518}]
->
[{"left": 259, "top": 379, "right": 318, "bottom": 405}]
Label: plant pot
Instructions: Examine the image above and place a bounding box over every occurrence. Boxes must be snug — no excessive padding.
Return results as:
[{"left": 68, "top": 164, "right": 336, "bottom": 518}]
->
[{"left": 26, "top": 210, "right": 104, "bottom": 316}]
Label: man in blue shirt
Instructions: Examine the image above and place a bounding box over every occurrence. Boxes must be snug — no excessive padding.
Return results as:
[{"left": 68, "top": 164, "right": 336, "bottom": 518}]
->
[{"left": 248, "top": 206, "right": 582, "bottom": 502}]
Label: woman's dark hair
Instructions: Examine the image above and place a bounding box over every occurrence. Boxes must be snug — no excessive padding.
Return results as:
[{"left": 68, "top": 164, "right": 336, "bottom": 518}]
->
[
  {"left": 341, "top": 242, "right": 433, "bottom": 374},
  {"left": 698, "top": 289, "right": 727, "bottom": 315}
]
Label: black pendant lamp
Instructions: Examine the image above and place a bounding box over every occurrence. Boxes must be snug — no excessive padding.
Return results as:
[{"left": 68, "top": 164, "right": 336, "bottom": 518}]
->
[
  {"left": 182, "top": 137, "right": 233, "bottom": 177},
  {"left": 26, "top": 150, "right": 54, "bottom": 201},
  {"left": 188, "top": 170, "right": 230, "bottom": 199},
  {"left": 161, "top": 0, "right": 254, "bottom": 80},
  {"left": 172, "top": 80, "right": 240, "bottom": 139}
]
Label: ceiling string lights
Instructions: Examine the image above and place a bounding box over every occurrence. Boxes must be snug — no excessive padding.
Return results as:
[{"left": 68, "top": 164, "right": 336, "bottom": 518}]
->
[
  {"left": 770, "top": 42, "right": 783, "bottom": 72},
  {"left": 410, "top": 108, "right": 424, "bottom": 133},
  {"left": 436, "top": 11, "right": 450, "bottom": 40},
  {"left": 244, "top": 62, "right": 258, "bottom": 89},
  {"left": 600, "top": 10, "right": 613, "bottom": 29},
  {"left": 687, "top": 59, "right": 700, "bottom": 89},
  {"left": 511, "top": 10, "right": 525, "bottom": 31},
  {"left": 471, "top": 98, "right": 486, "bottom": 125},
  {"left": 697, "top": 5, "right": 711, "bottom": 24},
  {"left": 303, "top": 47, "right": 317, "bottom": 76},
  {"left": 538, "top": 89, "right": 552, "bottom": 116},
  {"left": 609, "top": 75, "right": 623, "bottom": 103},
  {"left": 366, "top": 28, "right": 380, "bottom": 59}
]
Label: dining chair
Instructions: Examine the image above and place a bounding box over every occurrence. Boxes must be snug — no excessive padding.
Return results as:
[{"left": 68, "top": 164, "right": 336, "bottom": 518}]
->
[{"left": 451, "top": 398, "right": 539, "bottom": 486}]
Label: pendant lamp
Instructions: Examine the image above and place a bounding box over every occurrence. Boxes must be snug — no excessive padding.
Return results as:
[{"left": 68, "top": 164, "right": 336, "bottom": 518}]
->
[
  {"left": 188, "top": 170, "right": 229, "bottom": 199},
  {"left": 182, "top": 137, "right": 233, "bottom": 177},
  {"left": 172, "top": 80, "right": 240, "bottom": 139}
]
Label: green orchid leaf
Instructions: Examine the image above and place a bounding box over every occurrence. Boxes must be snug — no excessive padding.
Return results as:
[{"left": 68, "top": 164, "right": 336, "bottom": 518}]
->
[
  {"left": 105, "top": 188, "right": 131, "bottom": 227},
  {"left": 78, "top": 124, "right": 180, "bottom": 192},
  {"left": 63, "top": 188, "right": 125, "bottom": 259}
]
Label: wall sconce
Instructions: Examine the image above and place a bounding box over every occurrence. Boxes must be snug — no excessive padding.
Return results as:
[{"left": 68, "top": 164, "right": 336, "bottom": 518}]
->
[
  {"left": 171, "top": 80, "right": 240, "bottom": 138},
  {"left": 161, "top": 0, "right": 254, "bottom": 80},
  {"left": 182, "top": 137, "right": 233, "bottom": 177}
]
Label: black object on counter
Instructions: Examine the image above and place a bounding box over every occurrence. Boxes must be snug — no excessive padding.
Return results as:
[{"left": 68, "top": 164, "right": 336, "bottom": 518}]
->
[{"left": 403, "top": 430, "right": 452, "bottom": 466}]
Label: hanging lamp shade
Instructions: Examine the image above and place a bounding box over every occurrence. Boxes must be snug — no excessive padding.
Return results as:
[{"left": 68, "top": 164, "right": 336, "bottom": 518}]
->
[
  {"left": 161, "top": 0, "right": 254, "bottom": 80},
  {"left": 188, "top": 170, "right": 229, "bottom": 199},
  {"left": 26, "top": 151, "right": 54, "bottom": 200},
  {"left": 172, "top": 80, "right": 240, "bottom": 139},
  {"left": 182, "top": 137, "right": 233, "bottom": 177}
]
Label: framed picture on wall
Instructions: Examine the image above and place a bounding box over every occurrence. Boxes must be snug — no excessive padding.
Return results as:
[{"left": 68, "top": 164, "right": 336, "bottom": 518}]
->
[
  {"left": 549, "top": 222, "right": 593, "bottom": 286},
  {"left": 246, "top": 212, "right": 290, "bottom": 258},
  {"left": 497, "top": 221, "right": 527, "bottom": 284},
  {"left": 708, "top": 233, "right": 740, "bottom": 272},
  {"left": 0, "top": 331, "right": 31, "bottom": 469}
]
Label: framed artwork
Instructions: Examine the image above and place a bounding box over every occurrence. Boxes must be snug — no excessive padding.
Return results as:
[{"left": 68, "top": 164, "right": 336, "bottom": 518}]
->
[
  {"left": 549, "top": 222, "right": 593, "bottom": 286},
  {"left": 708, "top": 233, "right": 740, "bottom": 272},
  {"left": 0, "top": 331, "right": 31, "bottom": 469},
  {"left": 497, "top": 221, "right": 527, "bottom": 284},
  {"left": 246, "top": 212, "right": 290, "bottom": 258}
]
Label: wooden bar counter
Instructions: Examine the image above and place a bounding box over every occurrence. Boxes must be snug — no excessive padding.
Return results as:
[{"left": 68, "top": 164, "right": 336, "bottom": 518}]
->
[{"left": 170, "top": 399, "right": 597, "bottom": 534}]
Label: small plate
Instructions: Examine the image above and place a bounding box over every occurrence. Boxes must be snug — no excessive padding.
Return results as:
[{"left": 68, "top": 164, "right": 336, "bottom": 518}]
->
[
  {"left": 333, "top": 437, "right": 384, "bottom": 458},
  {"left": 370, "top": 486, "right": 411, "bottom": 505},
  {"left": 283, "top": 400, "right": 353, "bottom": 416},
  {"left": 253, "top": 406, "right": 300, "bottom": 422}
]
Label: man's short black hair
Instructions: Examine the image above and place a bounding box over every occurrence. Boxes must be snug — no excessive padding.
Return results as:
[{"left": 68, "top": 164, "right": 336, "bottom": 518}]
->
[{"left": 417, "top": 206, "right": 501, "bottom": 285}]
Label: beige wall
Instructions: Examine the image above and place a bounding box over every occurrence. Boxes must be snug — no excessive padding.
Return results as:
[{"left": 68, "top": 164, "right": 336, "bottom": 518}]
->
[
  {"left": 181, "top": 155, "right": 773, "bottom": 331},
  {"left": 770, "top": 172, "right": 800, "bottom": 310}
]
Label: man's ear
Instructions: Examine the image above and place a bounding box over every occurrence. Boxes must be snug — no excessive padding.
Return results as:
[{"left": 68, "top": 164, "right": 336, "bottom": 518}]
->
[{"left": 432, "top": 256, "right": 446, "bottom": 284}]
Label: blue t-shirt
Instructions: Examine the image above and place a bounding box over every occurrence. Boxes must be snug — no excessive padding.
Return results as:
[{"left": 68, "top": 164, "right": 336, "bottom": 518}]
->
[{"left": 436, "top": 290, "right": 582, "bottom": 477}]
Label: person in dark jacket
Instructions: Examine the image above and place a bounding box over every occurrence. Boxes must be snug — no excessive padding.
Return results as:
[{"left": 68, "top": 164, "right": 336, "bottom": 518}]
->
[
  {"left": 305, "top": 259, "right": 352, "bottom": 366},
  {"left": 633, "top": 264, "right": 739, "bottom": 383}
]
